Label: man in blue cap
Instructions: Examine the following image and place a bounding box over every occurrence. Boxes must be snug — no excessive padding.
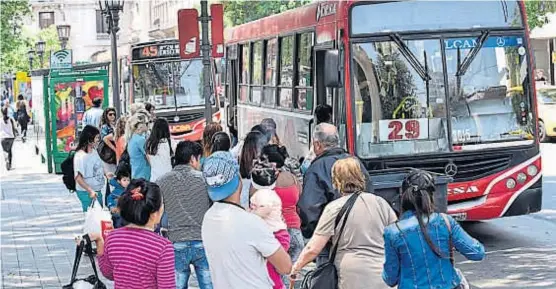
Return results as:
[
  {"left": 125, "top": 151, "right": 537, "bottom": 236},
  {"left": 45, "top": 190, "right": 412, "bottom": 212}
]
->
[{"left": 201, "top": 151, "right": 292, "bottom": 289}]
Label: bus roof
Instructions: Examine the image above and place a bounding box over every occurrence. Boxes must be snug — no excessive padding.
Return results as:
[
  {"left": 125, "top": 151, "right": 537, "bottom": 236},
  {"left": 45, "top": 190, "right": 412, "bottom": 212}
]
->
[{"left": 225, "top": 1, "right": 344, "bottom": 44}]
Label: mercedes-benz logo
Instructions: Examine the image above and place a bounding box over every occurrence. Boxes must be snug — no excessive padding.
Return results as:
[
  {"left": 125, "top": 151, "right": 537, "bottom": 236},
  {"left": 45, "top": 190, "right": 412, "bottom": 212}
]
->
[
  {"left": 444, "top": 162, "right": 458, "bottom": 177},
  {"left": 496, "top": 37, "right": 506, "bottom": 47}
]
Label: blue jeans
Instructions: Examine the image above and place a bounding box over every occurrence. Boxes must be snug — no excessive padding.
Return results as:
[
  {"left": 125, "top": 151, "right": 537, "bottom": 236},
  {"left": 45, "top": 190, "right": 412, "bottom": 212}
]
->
[
  {"left": 174, "top": 241, "right": 213, "bottom": 289},
  {"left": 283, "top": 228, "right": 304, "bottom": 288}
]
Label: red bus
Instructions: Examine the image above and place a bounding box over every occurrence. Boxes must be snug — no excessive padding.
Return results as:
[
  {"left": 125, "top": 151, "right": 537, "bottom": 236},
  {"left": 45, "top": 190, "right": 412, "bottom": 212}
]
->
[
  {"left": 129, "top": 39, "right": 221, "bottom": 142},
  {"left": 222, "top": 0, "right": 542, "bottom": 221}
]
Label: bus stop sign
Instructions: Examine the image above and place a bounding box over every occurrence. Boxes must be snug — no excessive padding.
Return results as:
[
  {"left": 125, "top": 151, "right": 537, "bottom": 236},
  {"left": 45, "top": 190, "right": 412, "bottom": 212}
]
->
[{"left": 178, "top": 9, "right": 201, "bottom": 59}]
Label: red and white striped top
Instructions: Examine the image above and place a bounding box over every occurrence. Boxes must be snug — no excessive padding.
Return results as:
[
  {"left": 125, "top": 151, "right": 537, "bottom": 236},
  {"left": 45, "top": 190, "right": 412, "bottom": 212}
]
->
[{"left": 98, "top": 227, "right": 175, "bottom": 289}]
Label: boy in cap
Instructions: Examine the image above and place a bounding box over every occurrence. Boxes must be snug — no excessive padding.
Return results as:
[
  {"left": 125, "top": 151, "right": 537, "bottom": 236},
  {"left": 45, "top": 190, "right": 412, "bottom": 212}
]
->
[{"left": 201, "top": 151, "right": 292, "bottom": 289}]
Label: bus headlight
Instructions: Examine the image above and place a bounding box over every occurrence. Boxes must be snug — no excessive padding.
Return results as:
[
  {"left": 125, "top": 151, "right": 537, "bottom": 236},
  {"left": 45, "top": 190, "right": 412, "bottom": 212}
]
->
[
  {"left": 516, "top": 173, "right": 527, "bottom": 184},
  {"left": 527, "top": 165, "right": 538, "bottom": 177},
  {"left": 506, "top": 178, "right": 517, "bottom": 189}
]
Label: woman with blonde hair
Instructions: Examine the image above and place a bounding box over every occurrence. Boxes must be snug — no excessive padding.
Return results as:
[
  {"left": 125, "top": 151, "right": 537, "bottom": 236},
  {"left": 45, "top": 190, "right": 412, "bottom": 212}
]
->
[
  {"left": 114, "top": 116, "right": 127, "bottom": 163},
  {"left": 290, "top": 157, "right": 397, "bottom": 289},
  {"left": 126, "top": 114, "right": 151, "bottom": 180}
]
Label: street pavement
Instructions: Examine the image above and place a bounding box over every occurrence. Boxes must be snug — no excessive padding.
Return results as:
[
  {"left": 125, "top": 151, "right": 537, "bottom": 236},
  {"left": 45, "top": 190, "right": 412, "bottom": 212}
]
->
[{"left": 2, "top": 139, "right": 556, "bottom": 288}]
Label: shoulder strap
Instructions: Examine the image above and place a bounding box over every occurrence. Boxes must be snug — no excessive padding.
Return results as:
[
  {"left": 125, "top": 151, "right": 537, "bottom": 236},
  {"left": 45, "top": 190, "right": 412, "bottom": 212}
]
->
[
  {"left": 440, "top": 213, "right": 455, "bottom": 266},
  {"left": 330, "top": 192, "right": 360, "bottom": 262}
]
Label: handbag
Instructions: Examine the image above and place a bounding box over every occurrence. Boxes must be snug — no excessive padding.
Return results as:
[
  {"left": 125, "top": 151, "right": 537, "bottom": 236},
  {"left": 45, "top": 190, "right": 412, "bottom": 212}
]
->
[
  {"left": 440, "top": 214, "right": 470, "bottom": 289},
  {"left": 63, "top": 235, "right": 106, "bottom": 289},
  {"left": 299, "top": 192, "right": 361, "bottom": 289},
  {"left": 97, "top": 140, "right": 116, "bottom": 164}
]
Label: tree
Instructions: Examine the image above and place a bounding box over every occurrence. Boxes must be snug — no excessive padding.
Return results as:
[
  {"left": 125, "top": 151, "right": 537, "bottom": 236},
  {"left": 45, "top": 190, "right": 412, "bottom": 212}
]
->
[
  {"left": 525, "top": 1, "right": 556, "bottom": 30},
  {"left": 30, "top": 26, "right": 62, "bottom": 69},
  {"left": 0, "top": 0, "right": 31, "bottom": 74},
  {"left": 223, "top": 0, "right": 311, "bottom": 26}
]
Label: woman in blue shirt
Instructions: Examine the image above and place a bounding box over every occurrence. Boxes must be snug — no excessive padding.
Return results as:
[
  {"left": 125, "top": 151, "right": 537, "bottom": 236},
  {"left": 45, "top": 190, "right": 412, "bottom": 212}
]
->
[
  {"left": 383, "top": 170, "right": 485, "bottom": 289},
  {"left": 127, "top": 114, "right": 151, "bottom": 181}
]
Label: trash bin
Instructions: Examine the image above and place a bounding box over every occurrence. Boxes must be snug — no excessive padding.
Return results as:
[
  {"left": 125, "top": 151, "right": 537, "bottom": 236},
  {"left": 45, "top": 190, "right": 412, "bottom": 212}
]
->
[{"left": 367, "top": 168, "right": 452, "bottom": 215}]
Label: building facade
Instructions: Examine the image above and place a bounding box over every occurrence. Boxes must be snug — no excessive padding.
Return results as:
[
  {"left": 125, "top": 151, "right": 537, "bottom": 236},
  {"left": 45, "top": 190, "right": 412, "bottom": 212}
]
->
[{"left": 531, "top": 13, "right": 556, "bottom": 86}]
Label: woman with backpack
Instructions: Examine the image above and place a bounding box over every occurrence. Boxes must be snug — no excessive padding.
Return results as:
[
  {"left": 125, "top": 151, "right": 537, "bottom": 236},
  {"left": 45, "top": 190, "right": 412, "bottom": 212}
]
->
[
  {"left": 146, "top": 118, "right": 173, "bottom": 183},
  {"left": 382, "top": 169, "right": 485, "bottom": 289},
  {"left": 74, "top": 125, "right": 107, "bottom": 212},
  {"left": 15, "top": 95, "right": 30, "bottom": 142},
  {"left": 1, "top": 107, "right": 18, "bottom": 170}
]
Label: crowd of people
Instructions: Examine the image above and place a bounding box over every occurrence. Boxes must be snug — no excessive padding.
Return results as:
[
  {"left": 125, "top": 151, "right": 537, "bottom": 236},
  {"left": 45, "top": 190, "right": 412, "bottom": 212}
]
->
[{"left": 70, "top": 102, "right": 485, "bottom": 289}]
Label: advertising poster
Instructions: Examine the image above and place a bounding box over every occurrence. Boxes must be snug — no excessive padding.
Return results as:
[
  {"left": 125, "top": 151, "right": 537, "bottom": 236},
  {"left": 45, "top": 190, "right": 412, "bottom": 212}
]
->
[{"left": 53, "top": 80, "right": 104, "bottom": 153}]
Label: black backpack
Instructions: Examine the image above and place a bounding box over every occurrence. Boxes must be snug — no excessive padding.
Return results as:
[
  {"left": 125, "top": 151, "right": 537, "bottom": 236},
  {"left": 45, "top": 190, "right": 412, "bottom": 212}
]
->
[{"left": 61, "top": 151, "right": 76, "bottom": 192}]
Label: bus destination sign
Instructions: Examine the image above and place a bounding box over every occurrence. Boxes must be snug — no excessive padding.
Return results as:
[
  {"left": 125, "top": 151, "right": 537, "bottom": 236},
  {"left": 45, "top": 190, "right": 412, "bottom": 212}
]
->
[{"left": 133, "top": 43, "right": 180, "bottom": 60}]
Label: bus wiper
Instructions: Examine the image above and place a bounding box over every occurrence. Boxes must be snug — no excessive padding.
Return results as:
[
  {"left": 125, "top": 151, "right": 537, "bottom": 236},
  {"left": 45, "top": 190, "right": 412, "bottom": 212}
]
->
[
  {"left": 389, "top": 33, "right": 431, "bottom": 82},
  {"left": 456, "top": 30, "right": 490, "bottom": 77}
]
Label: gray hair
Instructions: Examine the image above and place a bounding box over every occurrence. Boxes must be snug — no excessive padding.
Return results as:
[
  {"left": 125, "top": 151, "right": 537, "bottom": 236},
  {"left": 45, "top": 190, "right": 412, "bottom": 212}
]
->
[{"left": 313, "top": 123, "right": 339, "bottom": 148}]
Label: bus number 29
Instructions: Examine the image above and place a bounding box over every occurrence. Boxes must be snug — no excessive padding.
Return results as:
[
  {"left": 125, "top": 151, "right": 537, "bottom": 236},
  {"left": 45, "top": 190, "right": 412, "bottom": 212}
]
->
[{"left": 388, "top": 120, "right": 420, "bottom": 140}]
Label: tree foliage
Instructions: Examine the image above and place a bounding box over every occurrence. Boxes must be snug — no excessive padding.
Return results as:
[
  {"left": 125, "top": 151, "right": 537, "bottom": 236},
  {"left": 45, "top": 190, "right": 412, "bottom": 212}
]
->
[
  {"left": 223, "top": 0, "right": 311, "bottom": 26},
  {"left": 0, "top": 0, "right": 31, "bottom": 74},
  {"left": 525, "top": 1, "right": 556, "bottom": 30}
]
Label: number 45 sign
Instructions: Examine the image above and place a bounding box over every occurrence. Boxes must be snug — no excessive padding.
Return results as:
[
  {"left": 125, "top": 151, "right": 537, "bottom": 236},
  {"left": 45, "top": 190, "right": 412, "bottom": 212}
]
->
[{"left": 379, "top": 119, "right": 429, "bottom": 142}]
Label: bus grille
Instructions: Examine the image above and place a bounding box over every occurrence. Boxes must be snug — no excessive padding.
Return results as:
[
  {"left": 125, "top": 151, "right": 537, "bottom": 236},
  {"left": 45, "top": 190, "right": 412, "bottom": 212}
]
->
[
  {"left": 383, "top": 154, "right": 512, "bottom": 182},
  {"left": 161, "top": 112, "right": 204, "bottom": 124}
]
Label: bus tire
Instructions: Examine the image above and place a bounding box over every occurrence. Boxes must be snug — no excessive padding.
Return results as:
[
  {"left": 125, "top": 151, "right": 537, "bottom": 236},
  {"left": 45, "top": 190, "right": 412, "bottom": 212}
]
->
[{"left": 539, "top": 120, "right": 546, "bottom": 143}]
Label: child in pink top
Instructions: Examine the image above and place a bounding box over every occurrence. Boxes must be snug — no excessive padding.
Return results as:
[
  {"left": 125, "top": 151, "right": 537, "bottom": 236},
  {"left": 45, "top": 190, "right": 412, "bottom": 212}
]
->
[{"left": 250, "top": 158, "right": 290, "bottom": 289}]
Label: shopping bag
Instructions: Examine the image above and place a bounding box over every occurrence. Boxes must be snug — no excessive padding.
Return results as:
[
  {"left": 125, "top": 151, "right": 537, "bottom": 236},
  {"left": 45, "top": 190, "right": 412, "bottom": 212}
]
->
[
  {"left": 83, "top": 200, "right": 113, "bottom": 240},
  {"left": 63, "top": 235, "right": 106, "bottom": 289}
]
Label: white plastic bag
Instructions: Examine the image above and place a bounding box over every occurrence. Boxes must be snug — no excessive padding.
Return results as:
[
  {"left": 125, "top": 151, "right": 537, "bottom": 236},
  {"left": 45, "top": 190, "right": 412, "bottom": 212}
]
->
[{"left": 83, "top": 200, "right": 113, "bottom": 239}]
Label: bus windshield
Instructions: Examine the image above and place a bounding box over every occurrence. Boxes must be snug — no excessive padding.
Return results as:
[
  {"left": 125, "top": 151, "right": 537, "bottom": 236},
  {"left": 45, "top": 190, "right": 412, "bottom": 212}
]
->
[
  {"left": 132, "top": 59, "right": 212, "bottom": 109},
  {"left": 353, "top": 35, "right": 534, "bottom": 158}
]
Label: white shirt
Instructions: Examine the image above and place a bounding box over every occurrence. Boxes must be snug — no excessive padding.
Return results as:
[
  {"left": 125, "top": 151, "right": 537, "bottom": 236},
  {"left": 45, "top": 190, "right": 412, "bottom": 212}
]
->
[
  {"left": 73, "top": 150, "right": 105, "bottom": 192},
  {"left": 240, "top": 178, "right": 251, "bottom": 209},
  {"left": 82, "top": 107, "right": 104, "bottom": 128},
  {"left": 148, "top": 140, "right": 173, "bottom": 182},
  {"left": 202, "top": 202, "right": 280, "bottom": 289},
  {"left": 0, "top": 118, "right": 15, "bottom": 139}
]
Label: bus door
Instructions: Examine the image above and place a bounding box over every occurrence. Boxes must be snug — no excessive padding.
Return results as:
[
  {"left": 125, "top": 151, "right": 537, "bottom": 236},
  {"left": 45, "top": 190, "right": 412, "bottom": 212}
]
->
[
  {"left": 312, "top": 44, "right": 337, "bottom": 145},
  {"left": 225, "top": 44, "right": 239, "bottom": 139}
]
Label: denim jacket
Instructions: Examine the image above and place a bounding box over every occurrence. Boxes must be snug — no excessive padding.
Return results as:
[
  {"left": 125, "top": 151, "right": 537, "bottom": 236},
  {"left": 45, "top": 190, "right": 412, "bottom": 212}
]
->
[{"left": 382, "top": 211, "right": 485, "bottom": 289}]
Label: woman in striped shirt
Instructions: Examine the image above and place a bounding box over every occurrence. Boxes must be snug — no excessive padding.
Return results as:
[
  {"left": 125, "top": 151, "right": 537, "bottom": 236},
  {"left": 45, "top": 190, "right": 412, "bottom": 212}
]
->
[{"left": 89, "top": 179, "right": 175, "bottom": 289}]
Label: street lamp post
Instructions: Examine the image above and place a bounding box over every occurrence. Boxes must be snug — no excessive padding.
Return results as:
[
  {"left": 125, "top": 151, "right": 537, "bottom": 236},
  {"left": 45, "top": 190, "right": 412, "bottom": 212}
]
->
[
  {"left": 99, "top": 0, "right": 124, "bottom": 117},
  {"left": 56, "top": 24, "right": 71, "bottom": 50},
  {"left": 35, "top": 40, "right": 45, "bottom": 68},
  {"left": 27, "top": 50, "right": 35, "bottom": 72}
]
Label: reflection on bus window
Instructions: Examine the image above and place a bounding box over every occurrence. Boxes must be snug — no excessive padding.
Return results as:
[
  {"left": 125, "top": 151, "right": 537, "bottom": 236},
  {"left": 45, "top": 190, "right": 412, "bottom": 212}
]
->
[
  {"left": 353, "top": 39, "right": 449, "bottom": 158},
  {"left": 132, "top": 59, "right": 212, "bottom": 109}
]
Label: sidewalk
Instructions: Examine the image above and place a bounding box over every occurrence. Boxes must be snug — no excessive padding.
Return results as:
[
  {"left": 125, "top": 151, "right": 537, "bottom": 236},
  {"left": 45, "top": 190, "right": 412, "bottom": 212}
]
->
[{"left": 1, "top": 140, "right": 113, "bottom": 288}]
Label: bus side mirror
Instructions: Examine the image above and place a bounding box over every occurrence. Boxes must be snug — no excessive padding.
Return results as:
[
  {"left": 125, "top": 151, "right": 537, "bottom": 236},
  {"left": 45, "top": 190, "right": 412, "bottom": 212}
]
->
[{"left": 324, "top": 50, "right": 340, "bottom": 88}]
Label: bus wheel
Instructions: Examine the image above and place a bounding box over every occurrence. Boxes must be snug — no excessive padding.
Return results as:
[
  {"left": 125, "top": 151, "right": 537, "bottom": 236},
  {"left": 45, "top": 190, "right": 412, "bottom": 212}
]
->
[{"left": 539, "top": 120, "right": 546, "bottom": 143}]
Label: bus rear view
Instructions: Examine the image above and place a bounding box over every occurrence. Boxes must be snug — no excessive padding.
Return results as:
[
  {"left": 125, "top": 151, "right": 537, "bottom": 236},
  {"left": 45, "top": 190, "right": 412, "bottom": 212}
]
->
[{"left": 349, "top": 0, "right": 541, "bottom": 220}]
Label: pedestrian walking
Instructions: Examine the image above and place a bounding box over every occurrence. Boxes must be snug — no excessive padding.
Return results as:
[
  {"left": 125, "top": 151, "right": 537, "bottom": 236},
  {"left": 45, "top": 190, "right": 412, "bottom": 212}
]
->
[
  {"left": 201, "top": 151, "right": 292, "bottom": 289},
  {"left": 262, "top": 144, "right": 303, "bottom": 288},
  {"left": 157, "top": 141, "right": 213, "bottom": 289},
  {"left": 239, "top": 131, "right": 267, "bottom": 209},
  {"left": 107, "top": 167, "right": 130, "bottom": 228},
  {"left": 100, "top": 107, "right": 117, "bottom": 173},
  {"left": 210, "top": 131, "right": 231, "bottom": 154},
  {"left": 1, "top": 107, "right": 17, "bottom": 170},
  {"left": 146, "top": 118, "right": 173, "bottom": 182},
  {"left": 250, "top": 158, "right": 290, "bottom": 289},
  {"left": 114, "top": 116, "right": 127, "bottom": 163},
  {"left": 82, "top": 97, "right": 104, "bottom": 128},
  {"left": 15, "top": 95, "right": 30, "bottom": 142},
  {"left": 298, "top": 123, "right": 371, "bottom": 265},
  {"left": 382, "top": 169, "right": 485, "bottom": 289},
  {"left": 73, "top": 125, "right": 106, "bottom": 211},
  {"left": 88, "top": 179, "right": 175, "bottom": 289},
  {"left": 127, "top": 114, "right": 151, "bottom": 180},
  {"left": 202, "top": 122, "right": 223, "bottom": 160},
  {"left": 291, "top": 158, "right": 397, "bottom": 289}
]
